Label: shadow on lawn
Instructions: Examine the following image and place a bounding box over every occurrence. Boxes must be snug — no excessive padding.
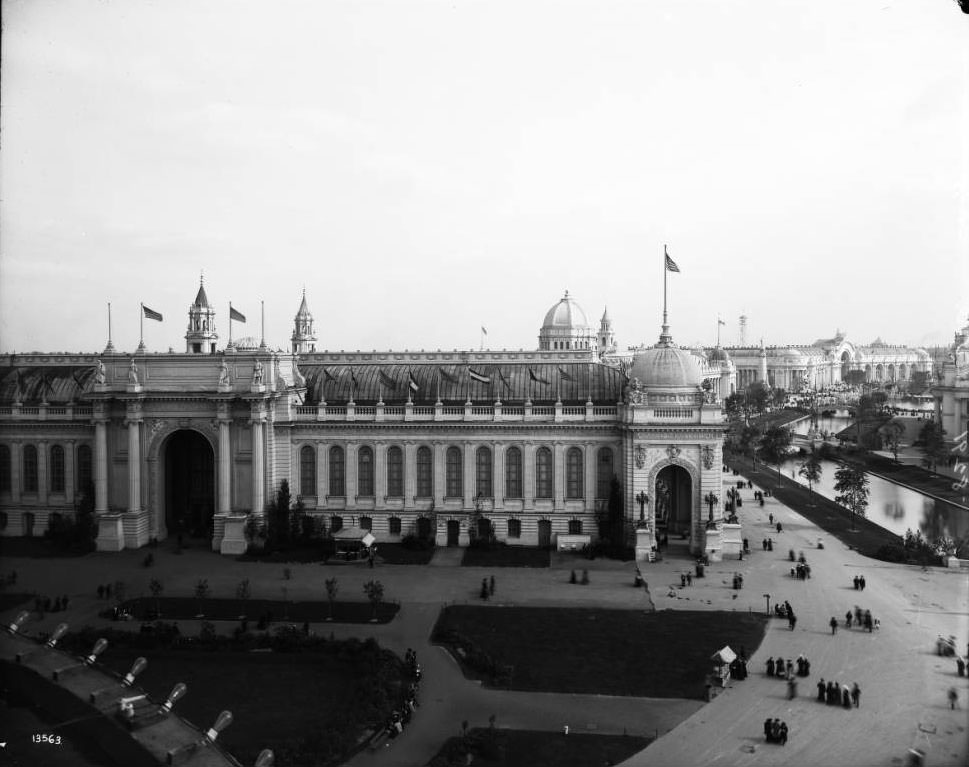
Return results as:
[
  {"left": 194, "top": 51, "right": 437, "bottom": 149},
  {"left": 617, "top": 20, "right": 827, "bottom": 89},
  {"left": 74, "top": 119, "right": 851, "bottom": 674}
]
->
[{"left": 118, "top": 597, "right": 398, "bottom": 624}]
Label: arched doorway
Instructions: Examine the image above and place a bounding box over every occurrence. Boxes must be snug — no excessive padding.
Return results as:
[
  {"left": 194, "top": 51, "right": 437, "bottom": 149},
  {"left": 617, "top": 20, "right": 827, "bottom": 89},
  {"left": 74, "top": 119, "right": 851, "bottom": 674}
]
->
[
  {"left": 655, "top": 465, "right": 693, "bottom": 534},
  {"left": 164, "top": 430, "right": 215, "bottom": 541},
  {"left": 840, "top": 351, "right": 851, "bottom": 381}
]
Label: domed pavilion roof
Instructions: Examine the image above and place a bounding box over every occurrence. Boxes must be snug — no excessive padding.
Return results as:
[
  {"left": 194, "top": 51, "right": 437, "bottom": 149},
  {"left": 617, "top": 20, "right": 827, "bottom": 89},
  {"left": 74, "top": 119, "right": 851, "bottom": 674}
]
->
[
  {"left": 708, "top": 346, "right": 731, "bottom": 363},
  {"left": 630, "top": 344, "right": 702, "bottom": 388},
  {"left": 542, "top": 291, "right": 590, "bottom": 330}
]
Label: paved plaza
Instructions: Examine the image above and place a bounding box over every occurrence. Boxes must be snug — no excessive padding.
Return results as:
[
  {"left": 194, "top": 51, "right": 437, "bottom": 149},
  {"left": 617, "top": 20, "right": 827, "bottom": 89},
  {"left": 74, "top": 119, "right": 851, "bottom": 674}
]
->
[{"left": 2, "top": 472, "right": 967, "bottom": 767}]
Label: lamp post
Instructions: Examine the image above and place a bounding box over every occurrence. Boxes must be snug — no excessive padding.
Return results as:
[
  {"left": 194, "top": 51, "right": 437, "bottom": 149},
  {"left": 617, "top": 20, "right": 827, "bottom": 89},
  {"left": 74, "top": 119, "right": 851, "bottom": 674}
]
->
[
  {"left": 635, "top": 491, "right": 649, "bottom": 526},
  {"left": 703, "top": 492, "right": 719, "bottom": 528},
  {"left": 763, "top": 594, "right": 771, "bottom": 615}
]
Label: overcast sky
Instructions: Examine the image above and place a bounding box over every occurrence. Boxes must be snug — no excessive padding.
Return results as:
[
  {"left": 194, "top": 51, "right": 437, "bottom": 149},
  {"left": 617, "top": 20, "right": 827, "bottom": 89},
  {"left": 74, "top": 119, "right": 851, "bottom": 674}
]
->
[{"left": 1, "top": 0, "right": 966, "bottom": 356}]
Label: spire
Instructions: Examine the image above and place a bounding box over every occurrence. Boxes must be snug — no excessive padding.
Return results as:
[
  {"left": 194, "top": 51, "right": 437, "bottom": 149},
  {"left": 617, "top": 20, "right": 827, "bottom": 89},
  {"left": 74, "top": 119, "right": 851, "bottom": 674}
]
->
[
  {"left": 185, "top": 273, "right": 217, "bottom": 353},
  {"left": 193, "top": 273, "right": 210, "bottom": 308},
  {"left": 291, "top": 289, "right": 317, "bottom": 354}
]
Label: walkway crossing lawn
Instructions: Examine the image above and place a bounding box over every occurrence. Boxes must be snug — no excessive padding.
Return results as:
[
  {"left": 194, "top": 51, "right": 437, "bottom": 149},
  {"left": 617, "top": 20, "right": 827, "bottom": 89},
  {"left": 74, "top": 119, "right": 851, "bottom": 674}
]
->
[
  {"left": 120, "top": 597, "right": 399, "bottom": 623},
  {"left": 433, "top": 607, "right": 767, "bottom": 698},
  {"left": 461, "top": 546, "right": 551, "bottom": 568},
  {"left": 427, "top": 729, "right": 652, "bottom": 767}
]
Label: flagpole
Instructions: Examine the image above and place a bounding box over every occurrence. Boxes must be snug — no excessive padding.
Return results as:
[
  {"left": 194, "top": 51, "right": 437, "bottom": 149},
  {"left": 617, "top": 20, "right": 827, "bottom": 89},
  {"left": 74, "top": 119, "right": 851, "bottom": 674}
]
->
[
  {"left": 260, "top": 301, "right": 266, "bottom": 349},
  {"left": 663, "top": 245, "right": 668, "bottom": 331},
  {"left": 139, "top": 302, "right": 145, "bottom": 351},
  {"left": 228, "top": 302, "right": 233, "bottom": 348},
  {"left": 717, "top": 315, "right": 721, "bottom": 347},
  {"left": 106, "top": 302, "right": 114, "bottom": 352}
]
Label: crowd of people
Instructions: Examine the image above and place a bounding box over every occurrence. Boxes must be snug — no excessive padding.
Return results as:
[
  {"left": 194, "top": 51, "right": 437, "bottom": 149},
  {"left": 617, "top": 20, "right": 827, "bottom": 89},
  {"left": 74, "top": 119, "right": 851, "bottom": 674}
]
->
[
  {"left": 385, "top": 648, "right": 423, "bottom": 741},
  {"left": 817, "top": 679, "right": 861, "bottom": 708},
  {"left": 763, "top": 717, "right": 789, "bottom": 745}
]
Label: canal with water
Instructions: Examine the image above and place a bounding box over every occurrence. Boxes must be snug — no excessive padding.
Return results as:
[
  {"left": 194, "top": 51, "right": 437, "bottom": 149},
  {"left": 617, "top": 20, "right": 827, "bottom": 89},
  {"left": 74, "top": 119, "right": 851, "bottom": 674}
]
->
[{"left": 777, "top": 411, "right": 969, "bottom": 543}]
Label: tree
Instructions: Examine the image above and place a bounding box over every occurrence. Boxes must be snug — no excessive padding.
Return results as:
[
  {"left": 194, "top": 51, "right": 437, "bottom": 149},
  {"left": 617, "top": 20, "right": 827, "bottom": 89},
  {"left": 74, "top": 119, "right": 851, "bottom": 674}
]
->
[
  {"left": 363, "top": 579, "right": 384, "bottom": 621},
  {"left": 325, "top": 577, "right": 338, "bottom": 620},
  {"left": 194, "top": 578, "right": 210, "bottom": 615},
  {"left": 918, "top": 421, "right": 947, "bottom": 472},
  {"left": 236, "top": 577, "right": 251, "bottom": 602},
  {"left": 738, "top": 424, "right": 762, "bottom": 468},
  {"left": 759, "top": 425, "right": 793, "bottom": 486},
  {"left": 267, "top": 480, "right": 293, "bottom": 548},
  {"left": 745, "top": 382, "right": 771, "bottom": 416},
  {"left": 883, "top": 421, "right": 905, "bottom": 462},
  {"left": 798, "top": 452, "right": 823, "bottom": 503},
  {"left": 834, "top": 462, "right": 870, "bottom": 531},
  {"left": 596, "top": 476, "right": 625, "bottom": 551}
]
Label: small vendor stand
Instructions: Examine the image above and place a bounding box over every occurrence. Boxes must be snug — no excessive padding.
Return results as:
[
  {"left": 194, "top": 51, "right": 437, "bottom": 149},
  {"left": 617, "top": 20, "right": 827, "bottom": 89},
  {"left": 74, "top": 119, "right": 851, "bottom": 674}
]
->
[
  {"left": 332, "top": 527, "right": 376, "bottom": 561},
  {"left": 710, "top": 646, "right": 736, "bottom": 688}
]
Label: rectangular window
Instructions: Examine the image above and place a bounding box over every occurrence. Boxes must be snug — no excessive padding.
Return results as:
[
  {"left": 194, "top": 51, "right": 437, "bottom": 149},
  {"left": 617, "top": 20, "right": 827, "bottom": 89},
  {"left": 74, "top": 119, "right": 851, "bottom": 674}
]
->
[
  {"left": 389, "top": 516, "right": 402, "bottom": 535},
  {"left": 329, "top": 447, "right": 345, "bottom": 496},
  {"left": 568, "top": 519, "right": 583, "bottom": 535},
  {"left": 50, "top": 445, "right": 66, "bottom": 494},
  {"left": 535, "top": 447, "right": 552, "bottom": 499},
  {"left": 387, "top": 447, "right": 404, "bottom": 497},
  {"left": 505, "top": 447, "right": 522, "bottom": 498},
  {"left": 416, "top": 447, "right": 433, "bottom": 498},
  {"left": 507, "top": 519, "right": 521, "bottom": 539}
]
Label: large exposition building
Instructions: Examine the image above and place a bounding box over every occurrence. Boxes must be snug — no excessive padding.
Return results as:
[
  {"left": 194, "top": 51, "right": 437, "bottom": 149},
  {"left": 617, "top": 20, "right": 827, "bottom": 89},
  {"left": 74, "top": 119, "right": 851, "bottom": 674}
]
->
[{"left": 0, "top": 282, "right": 733, "bottom": 561}]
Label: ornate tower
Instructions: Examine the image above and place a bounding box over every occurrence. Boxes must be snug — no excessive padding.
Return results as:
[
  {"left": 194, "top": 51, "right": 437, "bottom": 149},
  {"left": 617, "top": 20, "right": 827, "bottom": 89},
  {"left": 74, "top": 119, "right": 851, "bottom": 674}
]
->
[
  {"left": 185, "top": 276, "right": 218, "bottom": 354},
  {"left": 598, "top": 306, "right": 616, "bottom": 358},
  {"left": 759, "top": 339, "right": 769, "bottom": 386},
  {"left": 291, "top": 289, "right": 317, "bottom": 354}
]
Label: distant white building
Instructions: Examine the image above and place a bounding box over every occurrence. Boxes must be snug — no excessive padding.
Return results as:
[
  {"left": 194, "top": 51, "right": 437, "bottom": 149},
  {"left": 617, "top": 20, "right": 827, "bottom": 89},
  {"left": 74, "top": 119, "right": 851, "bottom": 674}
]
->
[{"left": 933, "top": 316, "right": 969, "bottom": 444}]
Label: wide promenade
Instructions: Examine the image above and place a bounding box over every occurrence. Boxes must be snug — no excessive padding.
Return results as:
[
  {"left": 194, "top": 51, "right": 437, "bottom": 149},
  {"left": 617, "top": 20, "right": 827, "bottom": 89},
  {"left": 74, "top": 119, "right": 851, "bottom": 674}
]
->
[{"left": 2, "top": 472, "right": 967, "bottom": 767}]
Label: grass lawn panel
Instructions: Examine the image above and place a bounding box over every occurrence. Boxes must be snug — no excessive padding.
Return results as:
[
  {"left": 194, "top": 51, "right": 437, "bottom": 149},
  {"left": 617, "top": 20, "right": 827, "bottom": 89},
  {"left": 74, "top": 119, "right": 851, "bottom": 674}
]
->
[
  {"left": 0, "top": 537, "right": 94, "bottom": 558},
  {"left": 375, "top": 542, "right": 437, "bottom": 565},
  {"left": 428, "top": 728, "right": 652, "bottom": 767},
  {"left": 434, "top": 606, "right": 767, "bottom": 699},
  {"left": 236, "top": 546, "right": 330, "bottom": 563},
  {"left": 461, "top": 546, "right": 550, "bottom": 568},
  {"left": 0, "top": 593, "right": 33, "bottom": 612},
  {"left": 93, "top": 647, "right": 388, "bottom": 767},
  {"left": 121, "top": 596, "right": 398, "bottom": 623}
]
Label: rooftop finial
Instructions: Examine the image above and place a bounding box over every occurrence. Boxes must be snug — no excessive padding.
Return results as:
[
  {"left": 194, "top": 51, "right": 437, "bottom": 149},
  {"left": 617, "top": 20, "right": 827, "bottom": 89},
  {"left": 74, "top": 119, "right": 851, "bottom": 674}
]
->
[{"left": 200, "top": 269, "right": 204, "bottom": 285}]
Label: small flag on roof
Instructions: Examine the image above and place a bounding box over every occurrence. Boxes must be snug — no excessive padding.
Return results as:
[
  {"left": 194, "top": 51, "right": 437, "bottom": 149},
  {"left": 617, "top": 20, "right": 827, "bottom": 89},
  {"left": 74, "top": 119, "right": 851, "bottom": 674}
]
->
[
  {"left": 142, "top": 305, "right": 164, "bottom": 321},
  {"left": 408, "top": 370, "right": 420, "bottom": 393},
  {"left": 468, "top": 367, "right": 490, "bottom": 383},
  {"left": 529, "top": 368, "right": 549, "bottom": 385},
  {"left": 558, "top": 367, "right": 574, "bottom": 381},
  {"left": 379, "top": 370, "right": 397, "bottom": 389},
  {"left": 230, "top": 306, "right": 246, "bottom": 322}
]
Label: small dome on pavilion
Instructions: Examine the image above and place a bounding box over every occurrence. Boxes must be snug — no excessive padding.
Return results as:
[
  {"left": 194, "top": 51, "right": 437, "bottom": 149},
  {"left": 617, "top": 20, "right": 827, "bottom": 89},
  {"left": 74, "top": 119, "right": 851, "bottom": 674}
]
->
[
  {"left": 542, "top": 291, "right": 590, "bottom": 330},
  {"left": 630, "top": 345, "right": 702, "bottom": 388}
]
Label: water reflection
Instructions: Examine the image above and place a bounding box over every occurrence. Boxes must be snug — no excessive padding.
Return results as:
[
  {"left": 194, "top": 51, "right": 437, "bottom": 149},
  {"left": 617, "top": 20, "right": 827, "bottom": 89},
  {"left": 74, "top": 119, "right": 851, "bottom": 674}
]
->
[{"left": 779, "top": 453, "right": 969, "bottom": 542}]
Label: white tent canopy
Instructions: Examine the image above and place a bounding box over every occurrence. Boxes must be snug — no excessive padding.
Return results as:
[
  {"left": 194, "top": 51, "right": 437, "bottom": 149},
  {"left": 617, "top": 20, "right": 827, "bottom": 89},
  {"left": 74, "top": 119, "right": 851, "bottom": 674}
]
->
[
  {"left": 332, "top": 527, "right": 376, "bottom": 548},
  {"left": 711, "top": 646, "right": 736, "bottom": 666}
]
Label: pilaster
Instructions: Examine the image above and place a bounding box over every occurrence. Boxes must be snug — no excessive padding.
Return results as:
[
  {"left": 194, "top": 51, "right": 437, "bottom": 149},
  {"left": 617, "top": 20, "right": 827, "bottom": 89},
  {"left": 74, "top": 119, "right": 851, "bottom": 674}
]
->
[{"left": 37, "top": 441, "right": 49, "bottom": 506}]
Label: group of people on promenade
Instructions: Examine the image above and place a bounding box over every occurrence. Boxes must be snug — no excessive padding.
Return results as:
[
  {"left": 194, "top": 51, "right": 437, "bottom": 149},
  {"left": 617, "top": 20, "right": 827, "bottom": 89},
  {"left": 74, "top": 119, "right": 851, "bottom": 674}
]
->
[
  {"left": 832, "top": 606, "right": 879, "bottom": 633},
  {"left": 763, "top": 717, "right": 789, "bottom": 745},
  {"left": 817, "top": 679, "right": 861, "bottom": 708},
  {"left": 774, "top": 599, "right": 797, "bottom": 630},
  {"left": 386, "top": 648, "right": 423, "bottom": 740}
]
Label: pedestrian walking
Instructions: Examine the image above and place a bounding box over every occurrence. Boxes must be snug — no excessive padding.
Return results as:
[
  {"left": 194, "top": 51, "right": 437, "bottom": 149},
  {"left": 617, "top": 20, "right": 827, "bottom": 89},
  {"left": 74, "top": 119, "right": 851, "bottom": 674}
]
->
[
  {"left": 859, "top": 575, "right": 866, "bottom": 590},
  {"left": 845, "top": 610, "right": 853, "bottom": 629},
  {"left": 853, "top": 575, "right": 860, "bottom": 590},
  {"left": 851, "top": 683, "right": 860, "bottom": 708},
  {"left": 957, "top": 656, "right": 966, "bottom": 677},
  {"left": 779, "top": 721, "right": 788, "bottom": 745},
  {"left": 817, "top": 678, "right": 826, "bottom": 702},
  {"left": 948, "top": 687, "right": 959, "bottom": 709},
  {"left": 830, "top": 616, "right": 838, "bottom": 635},
  {"left": 763, "top": 718, "right": 772, "bottom": 741},
  {"left": 769, "top": 513, "right": 774, "bottom": 525},
  {"left": 766, "top": 657, "right": 776, "bottom": 676},
  {"left": 788, "top": 614, "right": 797, "bottom": 631},
  {"left": 776, "top": 522, "right": 783, "bottom": 533},
  {"left": 787, "top": 677, "right": 797, "bottom": 699},
  {"left": 480, "top": 578, "right": 489, "bottom": 600}
]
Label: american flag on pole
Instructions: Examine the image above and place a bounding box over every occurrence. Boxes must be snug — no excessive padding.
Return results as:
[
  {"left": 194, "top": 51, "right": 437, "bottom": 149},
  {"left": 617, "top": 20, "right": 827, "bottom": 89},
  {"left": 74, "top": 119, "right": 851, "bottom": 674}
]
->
[
  {"left": 142, "top": 305, "right": 164, "bottom": 321},
  {"left": 664, "top": 253, "right": 680, "bottom": 273}
]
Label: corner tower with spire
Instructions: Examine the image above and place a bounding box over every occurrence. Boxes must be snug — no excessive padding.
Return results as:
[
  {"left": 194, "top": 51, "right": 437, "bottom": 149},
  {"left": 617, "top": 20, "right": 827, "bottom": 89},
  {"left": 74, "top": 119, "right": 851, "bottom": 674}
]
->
[
  {"left": 292, "top": 289, "right": 317, "bottom": 354},
  {"left": 185, "top": 275, "right": 218, "bottom": 354}
]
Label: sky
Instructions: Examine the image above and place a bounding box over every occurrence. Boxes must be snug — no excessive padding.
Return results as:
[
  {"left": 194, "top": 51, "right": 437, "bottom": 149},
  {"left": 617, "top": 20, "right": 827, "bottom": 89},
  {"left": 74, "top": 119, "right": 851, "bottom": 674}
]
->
[{"left": 1, "top": 0, "right": 967, "bottom": 356}]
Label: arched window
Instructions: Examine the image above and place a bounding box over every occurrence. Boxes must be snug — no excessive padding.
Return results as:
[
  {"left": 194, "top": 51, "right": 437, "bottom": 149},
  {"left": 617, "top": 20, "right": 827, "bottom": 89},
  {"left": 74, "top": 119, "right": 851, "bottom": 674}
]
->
[
  {"left": 505, "top": 447, "right": 522, "bottom": 498},
  {"left": 445, "top": 446, "right": 462, "bottom": 498},
  {"left": 300, "top": 445, "right": 316, "bottom": 497},
  {"left": 476, "top": 447, "right": 492, "bottom": 498},
  {"left": 0, "top": 445, "right": 10, "bottom": 492},
  {"left": 416, "top": 446, "right": 432, "bottom": 498},
  {"left": 23, "top": 445, "right": 38, "bottom": 493},
  {"left": 359, "top": 516, "right": 373, "bottom": 531},
  {"left": 358, "top": 446, "right": 374, "bottom": 497},
  {"left": 566, "top": 447, "right": 583, "bottom": 499},
  {"left": 596, "top": 448, "right": 613, "bottom": 500},
  {"left": 535, "top": 447, "right": 552, "bottom": 499},
  {"left": 329, "top": 446, "right": 345, "bottom": 496},
  {"left": 388, "top": 516, "right": 402, "bottom": 535},
  {"left": 387, "top": 446, "right": 404, "bottom": 497},
  {"left": 507, "top": 519, "right": 521, "bottom": 539},
  {"left": 50, "top": 445, "right": 66, "bottom": 494},
  {"left": 76, "top": 445, "right": 92, "bottom": 493},
  {"left": 330, "top": 515, "right": 343, "bottom": 533}
]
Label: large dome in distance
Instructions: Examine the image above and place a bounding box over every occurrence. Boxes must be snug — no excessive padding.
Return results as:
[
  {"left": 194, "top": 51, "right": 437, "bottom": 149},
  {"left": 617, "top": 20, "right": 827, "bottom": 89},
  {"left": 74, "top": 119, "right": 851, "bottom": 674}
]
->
[{"left": 542, "top": 291, "right": 589, "bottom": 329}]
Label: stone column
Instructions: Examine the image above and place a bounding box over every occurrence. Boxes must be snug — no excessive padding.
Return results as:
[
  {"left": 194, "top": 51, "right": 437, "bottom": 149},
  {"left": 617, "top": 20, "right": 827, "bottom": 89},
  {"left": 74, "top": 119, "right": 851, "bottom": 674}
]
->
[
  {"left": 65, "top": 440, "right": 76, "bottom": 505},
  {"left": 126, "top": 417, "right": 141, "bottom": 513},
  {"left": 250, "top": 405, "right": 266, "bottom": 515},
  {"left": 375, "top": 441, "right": 387, "bottom": 500},
  {"left": 584, "top": 442, "right": 596, "bottom": 513},
  {"left": 346, "top": 442, "right": 357, "bottom": 507},
  {"left": 94, "top": 418, "right": 108, "bottom": 513},
  {"left": 218, "top": 417, "right": 232, "bottom": 514},
  {"left": 464, "top": 441, "right": 474, "bottom": 508},
  {"left": 403, "top": 442, "right": 416, "bottom": 510},
  {"left": 37, "top": 441, "right": 49, "bottom": 506},
  {"left": 523, "top": 442, "right": 535, "bottom": 510},
  {"left": 493, "top": 441, "right": 504, "bottom": 510},
  {"left": 10, "top": 441, "right": 21, "bottom": 504},
  {"left": 433, "top": 441, "right": 445, "bottom": 504},
  {"left": 553, "top": 441, "right": 564, "bottom": 511},
  {"left": 316, "top": 441, "right": 326, "bottom": 505}
]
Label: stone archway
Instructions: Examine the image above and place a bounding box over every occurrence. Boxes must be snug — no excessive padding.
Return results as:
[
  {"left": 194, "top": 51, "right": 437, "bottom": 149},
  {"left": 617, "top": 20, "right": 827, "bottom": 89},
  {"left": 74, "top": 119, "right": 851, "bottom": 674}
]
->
[
  {"left": 163, "top": 430, "right": 215, "bottom": 541},
  {"left": 654, "top": 464, "right": 694, "bottom": 535}
]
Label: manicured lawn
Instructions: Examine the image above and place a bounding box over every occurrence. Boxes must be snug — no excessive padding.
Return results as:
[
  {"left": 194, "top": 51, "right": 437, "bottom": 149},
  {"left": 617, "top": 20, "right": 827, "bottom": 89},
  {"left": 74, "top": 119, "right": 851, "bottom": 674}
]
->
[
  {"left": 433, "top": 606, "right": 767, "bottom": 699},
  {"left": 120, "top": 596, "right": 399, "bottom": 623},
  {"left": 237, "top": 545, "right": 330, "bottom": 563},
  {"left": 428, "top": 728, "right": 652, "bottom": 767},
  {"left": 80, "top": 642, "right": 403, "bottom": 767},
  {"left": 0, "top": 537, "right": 94, "bottom": 558},
  {"left": 0, "top": 593, "right": 32, "bottom": 612},
  {"left": 375, "top": 542, "right": 437, "bottom": 565},
  {"left": 462, "top": 546, "right": 550, "bottom": 568}
]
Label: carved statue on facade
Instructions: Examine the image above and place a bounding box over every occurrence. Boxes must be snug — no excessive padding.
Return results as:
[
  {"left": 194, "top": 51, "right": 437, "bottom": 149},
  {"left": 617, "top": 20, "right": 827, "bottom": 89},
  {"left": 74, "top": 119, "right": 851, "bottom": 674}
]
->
[
  {"left": 701, "top": 444, "right": 715, "bottom": 470},
  {"left": 128, "top": 359, "right": 139, "bottom": 385},
  {"left": 218, "top": 359, "right": 230, "bottom": 386},
  {"left": 625, "top": 377, "right": 645, "bottom": 405},
  {"left": 666, "top": 445, "right": 681, "bottom": 461},
  {"left": 94, "top": 359, "right": 106, "bottom": 385},
  {"left": 252, "top": 360, "right": 264, "bottom": 385},
  {"left": 635, "top": 445, "right": 646, "bottom": 469}
]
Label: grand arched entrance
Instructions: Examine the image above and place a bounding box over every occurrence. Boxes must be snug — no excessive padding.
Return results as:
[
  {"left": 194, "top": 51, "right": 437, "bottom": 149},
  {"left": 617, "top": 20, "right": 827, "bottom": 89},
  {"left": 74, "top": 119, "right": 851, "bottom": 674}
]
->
[
  {"left": 164, "top": 430, "right": 215, "bottom": 541},
  {"left": 655, "top": 465, "right": 692, "bottom": 534},
  {"left": 840, "top": 351, "right": 852, "bottom": 381}
]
